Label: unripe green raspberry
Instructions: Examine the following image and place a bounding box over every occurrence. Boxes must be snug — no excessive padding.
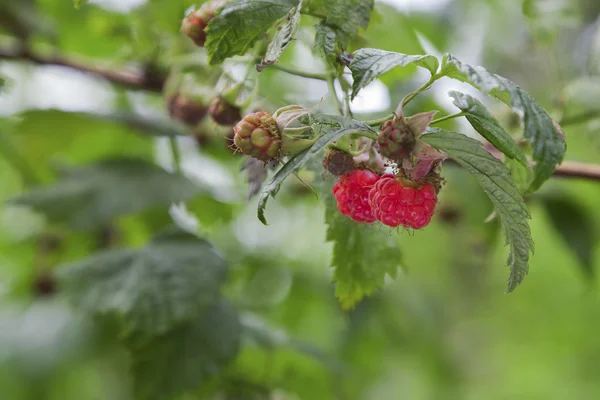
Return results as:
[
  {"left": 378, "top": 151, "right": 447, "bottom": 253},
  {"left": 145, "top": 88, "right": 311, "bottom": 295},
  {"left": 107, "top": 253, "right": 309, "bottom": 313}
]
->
[
  {"left": 233, "top": 111, "right": 281, "bottom": 162},
  {"left": 377, "top": 119, "right": 416, "bottom": 162},
  {"left": 208, "top": 97, "right": 242, "bottom": 126}
]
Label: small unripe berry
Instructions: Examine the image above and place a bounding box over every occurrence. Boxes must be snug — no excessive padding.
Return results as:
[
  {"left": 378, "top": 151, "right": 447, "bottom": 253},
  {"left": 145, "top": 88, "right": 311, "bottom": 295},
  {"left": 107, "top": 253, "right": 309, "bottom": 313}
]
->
[
  {"left": 377, "top": 119, "right": 416, "bottom": 162},
  {"left": 208, "top": 97, "right": 242, "bottom": 126},
  {"left": 181, "top": 1, "right": 221, "bottom": 47},
  {"left": 167, "top": 94, "right": 208, "bottom": 126},
  {"left": 233, "top": 111, "right": 281, "bottom": 162},
  {"left": 322, "top": 149, "right": 355, "bottom": 176}
]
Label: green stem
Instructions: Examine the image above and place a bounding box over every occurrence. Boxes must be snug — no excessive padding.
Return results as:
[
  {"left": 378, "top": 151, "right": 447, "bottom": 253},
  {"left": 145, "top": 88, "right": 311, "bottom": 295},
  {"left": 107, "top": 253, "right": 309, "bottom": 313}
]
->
[
  {"left": 328, "top": 143, "right": 363, "bottom": 156},
  {"left": 363, "top": 114, "right": 394, "bottom": 127},
  {"left": 355, "top": 131, "right": 378, "bottom": 141},
  {"left": 344, "top": 92, "right": 353, "bottom": 118},
  {"left": 270, "top": 64, "right": 328, "bottom": 81},
  {"left": 338, "top": 76, "right": 354, "bottom": 118},
  {"left": 169, "top": 136, "right": 182, "bottom": 174},
  {"left": 402, "top": 74, "right": 438, "bottom": 107},
  {"left": 327, "top": 75, "right": 345, "bottom": 116},
  {"left": 430, "top": 111, "right": 466, "bottom": 125},
  {"left": 0, "top": 130, "right": 40, "bottom": 187}
]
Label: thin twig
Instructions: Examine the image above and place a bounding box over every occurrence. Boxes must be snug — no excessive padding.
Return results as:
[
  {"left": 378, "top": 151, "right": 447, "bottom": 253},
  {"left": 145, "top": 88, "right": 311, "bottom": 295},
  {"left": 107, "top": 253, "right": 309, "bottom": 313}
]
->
[
  {"left": 402, "top": 74, "right": 438, "bottom": 107},
  {"left": 363, "top": 114, "right": 394, "bottom": 127},
  {"left": 327, "top": 75, "right": 345, "bottom": 116},
  {"left": 551, "top": 161, "right": 600, "bottom": 181},
  {"left": 430, "top": 112, "right": 466, "bottom": 125},
  {"left": 269, "top": 63, "right": 328, "bottom": 80},
  {"left": 0, "top": 47, "right": 165, "bottom": 92},
  {"left": 445, "top": 158, "right": 600, "bottom": 182}
]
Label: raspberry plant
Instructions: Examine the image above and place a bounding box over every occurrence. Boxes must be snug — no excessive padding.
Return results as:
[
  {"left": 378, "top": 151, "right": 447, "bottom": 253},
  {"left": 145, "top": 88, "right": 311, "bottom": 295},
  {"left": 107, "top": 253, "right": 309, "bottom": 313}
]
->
[{"left": 4, "top": 0, "right": 595, "bottom": 399}]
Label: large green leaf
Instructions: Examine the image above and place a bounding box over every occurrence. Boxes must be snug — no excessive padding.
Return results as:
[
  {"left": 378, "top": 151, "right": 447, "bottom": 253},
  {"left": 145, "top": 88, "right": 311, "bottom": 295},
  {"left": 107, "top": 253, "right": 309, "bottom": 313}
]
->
[
  {"left": 350, "top": 49, "right": 439, "bottom": 99},
  {"left": 257, "top": 1, "right": 303, "bottom": 71},
  {"left": 257, "top": 116, "right": 376, "bottom": 225},
  {"left": 57, "top": 229, "right": 228, "bottom": 339},
  {"left": 449, "top": 91, "right": 532, "bottom": 175},
  {"left": 422, "top": 129, "right": 534, "bottom": 292},
  {"left": 128, "top": 299, "right": 241, "bottom": 400},
  {"left": 314, "top": 22, "right": 343, "bottom": 69},
  {"left": 206, "top": 0, "right": 299, "bottom": 65},
  {"left": 540, "top": 193, "right": 598, "bottom": 280},
  {"left": 306, "top": 0, "right": 373, "bottom": 38},
  {"left": 324, "top": 190, "right": 400, "bottom": 310},
  {"left": 440, "top": 54, "right": 566, "bottom": 193},
  {"left": 10, "top": 158, "right": 201, "bottom": 230},
  {"left": 308, "top": 0, "right": 374, "bottom": 68}
]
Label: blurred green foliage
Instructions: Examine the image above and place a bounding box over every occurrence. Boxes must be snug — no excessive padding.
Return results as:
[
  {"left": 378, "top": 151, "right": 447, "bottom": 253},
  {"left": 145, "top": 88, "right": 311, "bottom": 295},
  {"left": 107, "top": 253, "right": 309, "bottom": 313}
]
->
[{"left": 0, "top": 0, "right": 599, "bottom": 399}]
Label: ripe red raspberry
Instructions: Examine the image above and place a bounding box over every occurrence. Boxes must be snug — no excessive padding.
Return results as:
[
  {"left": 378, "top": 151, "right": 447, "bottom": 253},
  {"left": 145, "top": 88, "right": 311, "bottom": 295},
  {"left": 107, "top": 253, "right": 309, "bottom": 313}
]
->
[
  {"left": 369, "top": 175, "right": 437, "bottom": 229},
  {"left": 233, "top": 111, "right": 281, "bottom": 162},
  {"left": 333, "top": 170, "right": 380, "bottom": 223}
]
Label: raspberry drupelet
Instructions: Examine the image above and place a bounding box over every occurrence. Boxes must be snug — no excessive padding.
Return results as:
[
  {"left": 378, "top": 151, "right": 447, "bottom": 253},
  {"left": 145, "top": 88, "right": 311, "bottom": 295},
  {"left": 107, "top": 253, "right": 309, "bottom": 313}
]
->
[
  {"left": 369, "top": 174, "right": 437, "bottom": 229},
  {"left": 333, "top": 169, "right": 381, "bottom": 223}
]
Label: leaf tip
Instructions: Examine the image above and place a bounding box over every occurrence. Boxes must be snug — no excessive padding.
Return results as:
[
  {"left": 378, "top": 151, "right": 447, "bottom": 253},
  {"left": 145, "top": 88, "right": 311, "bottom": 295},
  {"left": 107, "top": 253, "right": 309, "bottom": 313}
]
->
[{"left": 257, "top": 210, "right": 269, "bottom": 226}]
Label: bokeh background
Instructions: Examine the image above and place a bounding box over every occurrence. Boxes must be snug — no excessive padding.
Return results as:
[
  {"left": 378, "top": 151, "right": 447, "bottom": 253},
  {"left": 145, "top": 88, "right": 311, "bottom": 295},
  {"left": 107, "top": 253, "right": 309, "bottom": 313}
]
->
[{"left": 1, "top": 0, "right": 600, "bottom": 399}]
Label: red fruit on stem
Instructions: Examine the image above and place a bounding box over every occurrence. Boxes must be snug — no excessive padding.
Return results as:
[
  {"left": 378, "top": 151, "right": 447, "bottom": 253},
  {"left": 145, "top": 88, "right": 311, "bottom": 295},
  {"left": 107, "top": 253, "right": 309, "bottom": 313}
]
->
[
  {"left": 369, "top": 174, "right": 437, "bottom": 229},
  {"left": 333, "top": 170, "right": 381, "bottom": 223}
]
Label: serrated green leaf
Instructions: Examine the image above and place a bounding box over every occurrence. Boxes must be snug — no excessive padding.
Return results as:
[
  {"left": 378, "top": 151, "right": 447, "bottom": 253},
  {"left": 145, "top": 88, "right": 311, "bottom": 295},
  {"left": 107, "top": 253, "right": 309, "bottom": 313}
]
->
[
  {"left": 440, "top": 54, "right": 566, "bottom": 194},
  {"left": 128, "top": 299, "right": 241, "bottom": 400},
  {"left": 350, "top": 49, "right": 439, "bottom": 99},
  {"left": 257, "top": 1, "right": 303, "bottom": 71},
  {"left": 540, "top": 193, "right": 598, "bottom": 280},
  {"left": 57, "top": 229, "right": 227, "bottom": 340},
  {"left": 314, "top": 23, "right": 343, "bottom": 69},
  {"left": 449, "top": 91, "right": 531, "bottom": 172},
  {"left": 306, "top": 0, "right": 373, "bottom": 38},
  {"left": 506, "top": 158, "right": 531, "bottom": 194},
  {"left": 422, "top": 129, "right": 534, "bottom": 292},
  {"left": 324, "top": 190, "right": 400, "bottom": 310},
  {"left": 309, "top": 0, "right": 374, "bottom": 68},
  {"left": 10, "top": 158, "right": 201, "bottom": 230},
  {"left": 257, "top": 117, "right": 376, "bottom": 224},
  {"left": 206, "top": 0, "right": 298, "bottom": 65}
]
